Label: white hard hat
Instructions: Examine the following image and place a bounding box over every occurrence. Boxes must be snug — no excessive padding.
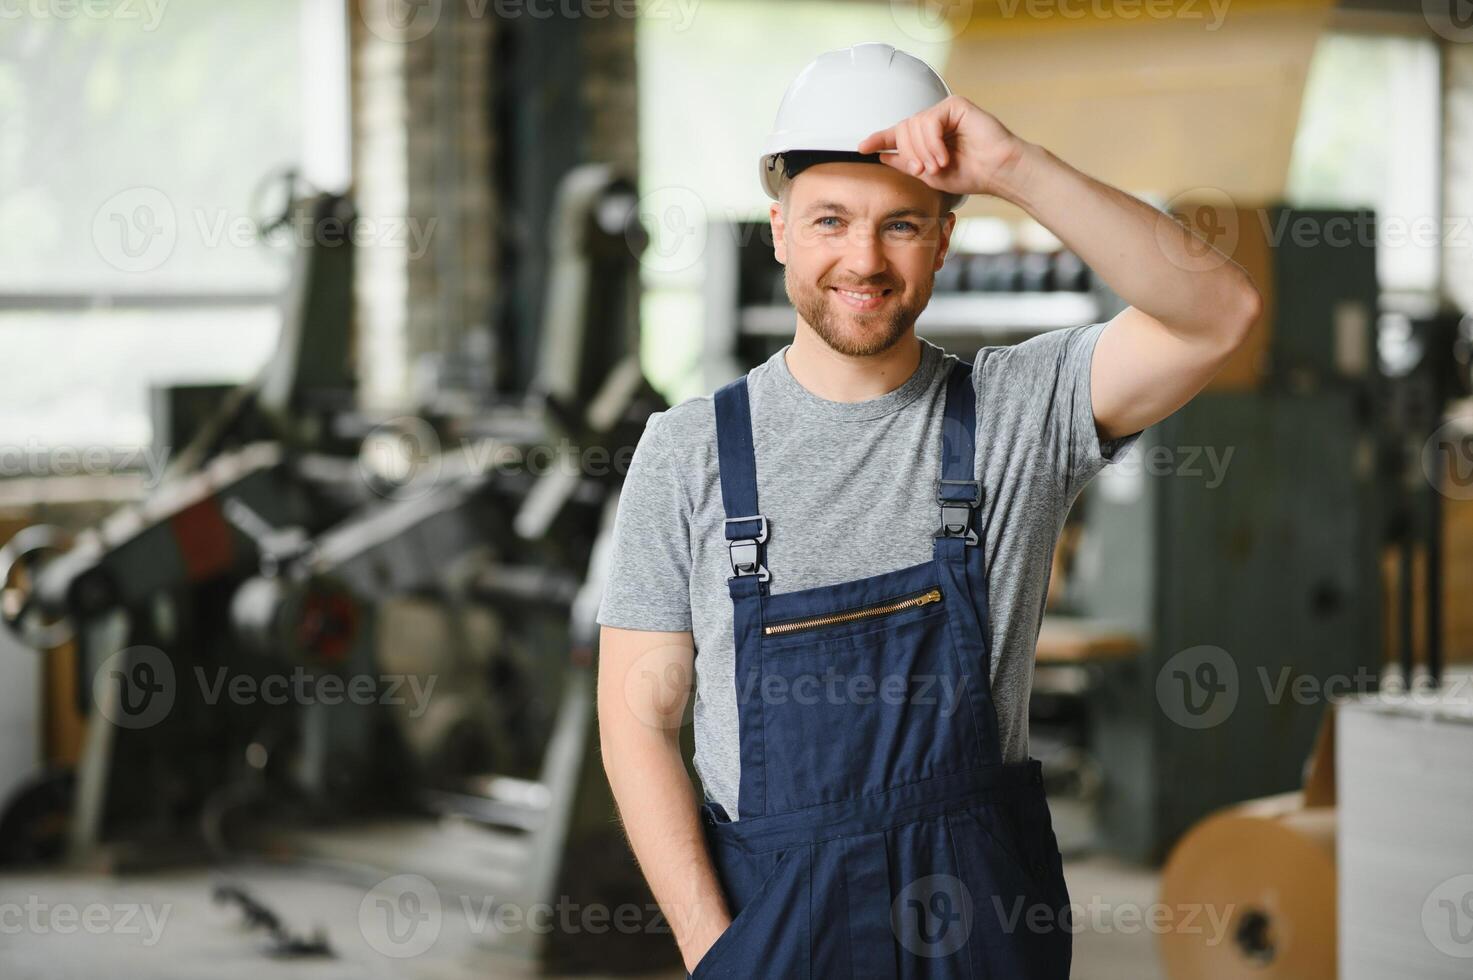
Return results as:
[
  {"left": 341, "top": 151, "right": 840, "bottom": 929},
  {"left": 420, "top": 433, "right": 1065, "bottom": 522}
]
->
[{"left": 760, "top": 42, "right": 967, "bottom": 212}]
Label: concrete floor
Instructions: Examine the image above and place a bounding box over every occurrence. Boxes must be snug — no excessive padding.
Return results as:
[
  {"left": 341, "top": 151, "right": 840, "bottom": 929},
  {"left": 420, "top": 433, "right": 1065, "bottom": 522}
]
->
[{"left": 0, "top": 855, "right": 1165, "bottom": 979}]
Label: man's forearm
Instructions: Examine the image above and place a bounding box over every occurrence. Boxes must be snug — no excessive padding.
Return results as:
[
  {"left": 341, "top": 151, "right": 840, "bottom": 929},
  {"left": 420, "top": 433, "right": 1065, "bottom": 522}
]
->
[
  {"left": 602, "top": 727, "right": 730, "bottom": 971},
  {"left": 992, "top": 141, "right": 1259, "bottom": 343}
]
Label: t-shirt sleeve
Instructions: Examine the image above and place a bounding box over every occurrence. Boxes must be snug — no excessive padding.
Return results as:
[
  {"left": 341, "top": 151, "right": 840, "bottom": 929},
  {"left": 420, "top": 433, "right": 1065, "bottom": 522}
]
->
[
  {"left": 975, "top": 321, "right": 1141, "bottom": 501},
  {"left": 595, "top": 410, "right": 695, "bottom": 632}
]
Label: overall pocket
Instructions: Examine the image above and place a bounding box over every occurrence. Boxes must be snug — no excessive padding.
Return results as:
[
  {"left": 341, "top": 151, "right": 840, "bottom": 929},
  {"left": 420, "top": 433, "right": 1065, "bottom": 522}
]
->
[
  {"left": 757, "top": 589, "right": 980, "bottom": 811},
  {"left": 946, "top": 803, "right": 1073, "bottom": 980},
  {"left": 692, "top": 846, "right": 810, "bottom": 979}
]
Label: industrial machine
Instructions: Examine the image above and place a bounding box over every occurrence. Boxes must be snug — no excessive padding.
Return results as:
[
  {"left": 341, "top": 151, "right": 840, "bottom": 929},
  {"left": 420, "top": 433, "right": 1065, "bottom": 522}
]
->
[
  {"left": 0, "top": 164, "right": 674, "bottom": 972},
  {"left": 1077, "top": 205, "right": 1472, "bottom": 861}
]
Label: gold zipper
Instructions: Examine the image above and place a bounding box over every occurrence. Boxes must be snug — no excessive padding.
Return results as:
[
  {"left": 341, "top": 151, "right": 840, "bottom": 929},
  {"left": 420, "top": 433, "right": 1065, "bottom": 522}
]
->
[{"left": 763, "top": 588, "right": 943, "bottom": 636}]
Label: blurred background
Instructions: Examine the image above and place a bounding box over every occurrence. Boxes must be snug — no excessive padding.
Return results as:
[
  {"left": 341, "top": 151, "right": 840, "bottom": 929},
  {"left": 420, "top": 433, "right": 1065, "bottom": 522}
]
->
[{"left": 2, "top": 0, "right": 1472, "bottom": 977}]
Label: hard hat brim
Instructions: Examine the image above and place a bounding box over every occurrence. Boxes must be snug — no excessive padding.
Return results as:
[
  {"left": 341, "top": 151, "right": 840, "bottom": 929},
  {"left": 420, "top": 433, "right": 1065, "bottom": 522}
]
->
[{"left": 760, "top": 146, "right": 969, "bottom": 212}]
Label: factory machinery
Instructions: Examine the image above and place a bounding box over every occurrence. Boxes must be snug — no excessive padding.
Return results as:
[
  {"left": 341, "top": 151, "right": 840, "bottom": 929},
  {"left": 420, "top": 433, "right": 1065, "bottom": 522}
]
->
[{"left": 0, "top": 164, "right": 675, "bottom": 973}]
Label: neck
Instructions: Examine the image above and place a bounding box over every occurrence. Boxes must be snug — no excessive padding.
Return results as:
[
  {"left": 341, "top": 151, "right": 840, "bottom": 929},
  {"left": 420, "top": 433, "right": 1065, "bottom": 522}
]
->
[{"left": 784, "top": 321, "right": 922, "bottom": 403}]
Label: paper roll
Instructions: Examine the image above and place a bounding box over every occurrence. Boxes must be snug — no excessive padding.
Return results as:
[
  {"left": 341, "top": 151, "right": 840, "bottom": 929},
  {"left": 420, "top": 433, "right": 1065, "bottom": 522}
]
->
[{"left": 1158, "top": 792, "right": 1336, "bottom": 980}]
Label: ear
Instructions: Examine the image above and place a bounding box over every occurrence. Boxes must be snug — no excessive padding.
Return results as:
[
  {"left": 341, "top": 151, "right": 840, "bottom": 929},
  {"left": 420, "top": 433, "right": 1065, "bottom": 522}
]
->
[
  {"left": 770, "top": 201, "right": 787, "bottom": 265},
  {"left": 933, "top": 211, "right": 957, "bottom": 272}
]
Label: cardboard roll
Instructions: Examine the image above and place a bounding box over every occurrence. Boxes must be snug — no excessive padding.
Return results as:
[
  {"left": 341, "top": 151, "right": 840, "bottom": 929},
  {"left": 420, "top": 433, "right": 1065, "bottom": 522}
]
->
[{"left": 1158, "top": 793, "right": 1336, "bottom": 980}]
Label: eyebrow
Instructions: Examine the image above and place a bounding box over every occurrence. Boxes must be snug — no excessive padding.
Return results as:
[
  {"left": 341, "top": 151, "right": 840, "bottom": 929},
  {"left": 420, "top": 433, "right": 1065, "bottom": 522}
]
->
[{"left": 801, "top": 201, "right": 932, "bottom": 221}]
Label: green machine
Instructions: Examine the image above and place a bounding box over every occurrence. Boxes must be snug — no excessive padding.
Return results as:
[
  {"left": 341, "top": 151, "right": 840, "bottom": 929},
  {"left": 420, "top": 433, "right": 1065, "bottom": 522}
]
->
[{"left": 1074, "top": 206, "right": 1386, "bottom": 862}]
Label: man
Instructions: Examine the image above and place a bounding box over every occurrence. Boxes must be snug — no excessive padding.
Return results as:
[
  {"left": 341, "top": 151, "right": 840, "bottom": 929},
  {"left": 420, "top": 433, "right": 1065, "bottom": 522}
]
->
[{"left": 596, "top": 42, "right": 1259, "bottom": 978}]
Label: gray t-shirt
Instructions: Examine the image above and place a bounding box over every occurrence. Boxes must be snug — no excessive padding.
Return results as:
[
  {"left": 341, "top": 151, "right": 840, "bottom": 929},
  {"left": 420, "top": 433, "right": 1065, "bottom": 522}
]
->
[{"left": 596, "top": 324, "right": 1138, "bottom": 820}]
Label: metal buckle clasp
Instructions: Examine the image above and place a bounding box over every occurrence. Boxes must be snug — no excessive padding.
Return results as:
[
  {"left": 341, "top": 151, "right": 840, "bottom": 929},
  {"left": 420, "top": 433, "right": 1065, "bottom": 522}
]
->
[
  {"left": 725, "top": 515, "right": 770, "bottom": 581},
  {"left": 934, "top": 480, "right": 980, "bottom": 546}
]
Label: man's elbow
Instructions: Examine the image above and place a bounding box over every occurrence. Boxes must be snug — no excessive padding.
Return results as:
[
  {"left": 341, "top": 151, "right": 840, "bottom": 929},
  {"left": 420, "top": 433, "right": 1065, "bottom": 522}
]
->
[{"left": 1217, "top": 281, "right": 1263, "bottom": 357}]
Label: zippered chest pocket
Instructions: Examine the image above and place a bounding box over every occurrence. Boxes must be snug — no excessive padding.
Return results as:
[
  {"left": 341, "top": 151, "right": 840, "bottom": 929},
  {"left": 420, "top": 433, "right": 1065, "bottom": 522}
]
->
[
  {"left": 753, "top": 582, "right": 981, "bottom": 808},
  {"left": 760, "top": 587, "right": 945, "bottom": 652}
]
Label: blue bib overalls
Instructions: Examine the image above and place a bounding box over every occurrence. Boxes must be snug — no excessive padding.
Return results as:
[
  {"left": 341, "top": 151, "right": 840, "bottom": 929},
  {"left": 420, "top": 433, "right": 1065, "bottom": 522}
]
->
[{"left": 689, "top": 360, "right": 1073, "bottom": 979}]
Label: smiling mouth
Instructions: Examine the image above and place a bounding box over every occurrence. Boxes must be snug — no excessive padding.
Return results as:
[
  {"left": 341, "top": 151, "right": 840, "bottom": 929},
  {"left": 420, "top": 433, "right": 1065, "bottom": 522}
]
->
[{"left": 829, "top": 286, "right": 893, "bottom": 312}]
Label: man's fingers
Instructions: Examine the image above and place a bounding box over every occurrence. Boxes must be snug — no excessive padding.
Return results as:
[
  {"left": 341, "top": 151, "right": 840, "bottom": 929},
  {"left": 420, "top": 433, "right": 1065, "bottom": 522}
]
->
[
  {"left": 861, "top": 98, "right": 966, "bottom": 172},
  {"left": 905, "top": 117, "right": 935, "bottom": 174},
  {"left": 894, "top": 123, "right": 923, "bottom": 175},
  {"left": 922, "top": 113, "right": 949, "bottom": 170},
  {"left": 856, "top": 128, "right": 895, "bottom": 154}
]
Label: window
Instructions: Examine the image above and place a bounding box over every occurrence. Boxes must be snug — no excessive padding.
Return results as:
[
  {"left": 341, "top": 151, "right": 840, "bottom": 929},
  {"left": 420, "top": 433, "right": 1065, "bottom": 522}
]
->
[
  {"left": 1286, "top": 32, "right": 1441, "bottom": 299},
  {"left": 0, "top": 0, "right": 348, "bottom": 451}
]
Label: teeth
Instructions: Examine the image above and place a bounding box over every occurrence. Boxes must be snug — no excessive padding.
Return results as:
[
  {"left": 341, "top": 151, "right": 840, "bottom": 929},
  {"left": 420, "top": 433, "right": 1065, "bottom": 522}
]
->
[{"left": 838, "top": 289, "right": 881, "bottom": 300}]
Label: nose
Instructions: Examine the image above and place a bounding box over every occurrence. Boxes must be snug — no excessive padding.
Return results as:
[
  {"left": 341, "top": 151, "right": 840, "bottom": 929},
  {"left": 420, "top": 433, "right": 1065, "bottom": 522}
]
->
[{"left": 838, "top": 223, "right": 888, "bottom": 282}]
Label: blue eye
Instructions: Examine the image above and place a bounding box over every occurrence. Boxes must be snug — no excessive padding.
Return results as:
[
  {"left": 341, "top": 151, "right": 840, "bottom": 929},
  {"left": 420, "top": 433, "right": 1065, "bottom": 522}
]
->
[
  {"left": 888, "top": 221, "right": 918, "bottom": 233},
  {"left": 817, "top": 216, "right": 842, "bottom": 228}
]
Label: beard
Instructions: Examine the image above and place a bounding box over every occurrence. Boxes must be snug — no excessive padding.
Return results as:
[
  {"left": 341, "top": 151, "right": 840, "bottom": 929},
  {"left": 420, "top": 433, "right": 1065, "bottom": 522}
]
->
[{"left": 785, "top": 266, "right": 931, "bottom": 357}]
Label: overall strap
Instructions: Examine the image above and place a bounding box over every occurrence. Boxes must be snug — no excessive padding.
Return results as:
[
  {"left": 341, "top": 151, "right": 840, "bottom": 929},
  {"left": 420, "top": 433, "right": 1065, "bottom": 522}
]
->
[
  {"left": 713, "top": 375, "right": 770, "bottom": 587},
  {"left": 935, "top": 359, "right": 981, "bottom": 546}
]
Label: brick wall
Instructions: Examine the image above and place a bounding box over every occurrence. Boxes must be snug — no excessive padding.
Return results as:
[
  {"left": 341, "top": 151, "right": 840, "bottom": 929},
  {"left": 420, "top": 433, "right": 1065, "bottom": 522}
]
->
[{"left": 350, "top": 2, "right": 639, "bottom": 411}]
